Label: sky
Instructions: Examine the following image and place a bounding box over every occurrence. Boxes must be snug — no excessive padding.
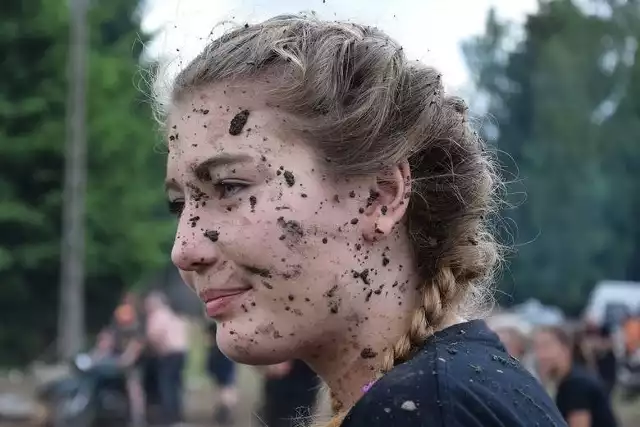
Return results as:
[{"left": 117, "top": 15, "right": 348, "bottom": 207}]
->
[{"left": 142, "top": 0, "right": 539, "bottom": 93}]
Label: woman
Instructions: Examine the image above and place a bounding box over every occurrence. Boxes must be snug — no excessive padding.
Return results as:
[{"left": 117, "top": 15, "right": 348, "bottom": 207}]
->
[
  {"left": 581, "top": 320, "right": 617, "bottom": 398},
  {"left": 161, "top": 14, "right": 565, "bottom": 426},
  {"left": 534, "top": 326, "right": 618, "bottom": 427},
  {"left": 145, "top": 291, "right": 189, "bottom": 425}
]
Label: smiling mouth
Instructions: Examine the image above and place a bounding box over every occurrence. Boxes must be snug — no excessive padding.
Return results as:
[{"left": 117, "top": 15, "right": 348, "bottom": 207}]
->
[{"left": 199, "top": 287, "right": 251, "bottom": 318}]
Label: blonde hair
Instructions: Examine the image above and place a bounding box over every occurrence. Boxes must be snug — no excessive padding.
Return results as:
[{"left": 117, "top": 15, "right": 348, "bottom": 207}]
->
[{"left": 157, "top": 13, "right": 502, "bottom": 426}]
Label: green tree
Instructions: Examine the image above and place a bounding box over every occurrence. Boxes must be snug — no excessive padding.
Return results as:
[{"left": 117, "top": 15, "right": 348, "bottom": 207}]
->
[
  {"left": 0, "top": 0, "right": 172, "bottom": 365},
  {"left": 464, "top": 0, "right": 640, "bottom": 314}
]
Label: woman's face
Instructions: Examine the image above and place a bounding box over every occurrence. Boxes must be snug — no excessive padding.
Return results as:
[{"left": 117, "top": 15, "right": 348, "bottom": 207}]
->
[
  {"left": 533, "top": 330, "right": 567, "bottom": 379},
  {"left": 165, "top": 80, "right": 413, "bottom": 365}
]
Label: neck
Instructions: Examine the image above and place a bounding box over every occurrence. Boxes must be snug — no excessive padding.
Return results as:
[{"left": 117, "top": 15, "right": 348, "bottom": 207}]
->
[
  {"left": 306, "top": 311, "right": 462, "bottom": 411},
  {"left": 554, "top": 357, "right": 572, "bottom": 381},
  {"left": 305, "top": 308, "right": 412, "bottom": 410}
]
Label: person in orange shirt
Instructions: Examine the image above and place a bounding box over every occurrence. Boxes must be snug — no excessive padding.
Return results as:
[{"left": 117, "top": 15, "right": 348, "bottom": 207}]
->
[{"left": 623, "top": 315, "right": 640, "bottom": 355}]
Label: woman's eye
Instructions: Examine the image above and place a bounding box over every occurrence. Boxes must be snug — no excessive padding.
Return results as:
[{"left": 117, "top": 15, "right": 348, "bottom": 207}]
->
[
  {"left": 167, "top": 200, "right": 184, "bottom": 217},
  {"left": 215, "top": 181, "right": 247, "bottom": 199}
]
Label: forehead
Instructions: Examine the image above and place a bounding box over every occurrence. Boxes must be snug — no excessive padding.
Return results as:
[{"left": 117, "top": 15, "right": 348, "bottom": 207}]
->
[{"left": 165, "top": 81, "right": 318, "bottom": 179}]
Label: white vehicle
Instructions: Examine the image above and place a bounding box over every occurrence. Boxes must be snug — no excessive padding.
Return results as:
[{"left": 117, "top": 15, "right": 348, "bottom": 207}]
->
[{"left": 583, "top": 280, "right": 640, "bottom": 326}]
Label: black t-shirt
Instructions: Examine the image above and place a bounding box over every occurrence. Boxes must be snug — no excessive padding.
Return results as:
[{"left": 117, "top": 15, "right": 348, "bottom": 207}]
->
[
  {"left": 556, "top": 366, "right": 618, "bottom": 427},
  {"left": 595, "top": 324, "right": 617, "bottom": 386},
  {"left": 341, "top": 320, "right": 566, "bottom": 427}
]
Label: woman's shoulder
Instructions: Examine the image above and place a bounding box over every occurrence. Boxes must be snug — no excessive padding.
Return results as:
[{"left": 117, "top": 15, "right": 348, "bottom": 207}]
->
[{"left": 341, "top": 320, "right": 566, "bottom": 427}]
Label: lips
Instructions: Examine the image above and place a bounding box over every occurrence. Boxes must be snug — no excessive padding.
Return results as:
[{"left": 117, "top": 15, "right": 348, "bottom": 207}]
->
[{"left": 198, "top": 287, "right": 251, "bottom": 318}]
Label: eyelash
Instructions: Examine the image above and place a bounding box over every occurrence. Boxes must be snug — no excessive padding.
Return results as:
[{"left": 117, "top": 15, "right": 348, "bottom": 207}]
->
[
  {"left": 167, "top": 181, "right": 248, "bottom": 217},
  {"left": 214, "top": 181, "right": 248, "bottom": 199}
]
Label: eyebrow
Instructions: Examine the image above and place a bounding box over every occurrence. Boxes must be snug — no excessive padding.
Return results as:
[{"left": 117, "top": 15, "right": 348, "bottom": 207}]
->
[{"left": 164, "top": 153, "right": 254, "bottom": 193}]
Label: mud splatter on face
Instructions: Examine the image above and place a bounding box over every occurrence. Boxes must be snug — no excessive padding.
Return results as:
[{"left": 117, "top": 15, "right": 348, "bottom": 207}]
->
[
  {"left": 204, "top": 230, "right": 219, "bottom": 242},
  {"left": 283, "top": 170, "right": 295, "bottom": 187},
  {"left": 249, "top": 195, "right": 257, "bottom": 212},
  {"left": 229, "top": 109, "right": 250, "bottom": 135},
  {"left": 323, "top": 284, "right": 341, "bottom": 314},
  {"left": 353, "top": 269, "right": 370, "bottom": 285},
  {"left": 245, "top": 265, "right": 272, "bottom": 278},
  {"left": 277, "top": 217, "right": 304, "bottom": 238},
  {"left": 360, "top": 347, "right": 378, "bottom": 359},
  {"left": 186, "top": 183, "right": 207, "bottom": 202}
]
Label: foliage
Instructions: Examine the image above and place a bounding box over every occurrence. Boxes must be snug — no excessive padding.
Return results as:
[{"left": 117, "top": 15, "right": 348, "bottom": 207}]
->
[
  {"left": 464, "top": 0, "right": 640, "bottom": 314},
  {"left": 0, "top": 0, "right": 172, "bottom": 365}
]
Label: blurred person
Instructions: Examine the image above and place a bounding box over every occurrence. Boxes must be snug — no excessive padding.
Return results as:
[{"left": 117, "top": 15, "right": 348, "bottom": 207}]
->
[
  {"left": 582, "top": 320, "right": 617, "bottom": 397},
  {"left": 145, "top": 290, "right": 189, "bottom": 425},
  {"left": 493, "top": 325, "right": 540, "bottom": 380},
  {"left": 495, "top": 326, "right": 527, "bottom": 359},
  {"left": 534, "top": 326, "right": 617, "bottom": 427},
  {"left": 622, "top": 312, "right": 640, "bottom": 357},
  {"left": 257, "top": 360, "right": 320, "bottom": 427},
  {"left": 205, "top": 321, "right": 238, "bottom": 425},
  {"left": 163, "top": 15, "right": 566, "bottom": 427},
  {"left": 112, "top": 291, "right": 147, "bottom": 427},
  {"left": 90, "top": 328, "right": 115, "bottom": 361}
]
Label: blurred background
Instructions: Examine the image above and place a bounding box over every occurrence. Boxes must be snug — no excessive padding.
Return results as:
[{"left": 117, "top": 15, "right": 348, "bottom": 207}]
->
[{"left": 1, "top": 0, "right": 640, "bottom": 426}]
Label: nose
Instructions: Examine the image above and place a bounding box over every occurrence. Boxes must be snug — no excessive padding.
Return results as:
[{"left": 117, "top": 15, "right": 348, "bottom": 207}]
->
[{"left": 171, "top": 224, "right": 220, "bottom": 272}]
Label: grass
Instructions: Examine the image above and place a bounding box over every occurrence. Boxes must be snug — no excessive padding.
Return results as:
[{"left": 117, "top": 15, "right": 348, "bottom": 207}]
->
[{"left": 615, "top": 395, "right": 640, "bottom": 426}]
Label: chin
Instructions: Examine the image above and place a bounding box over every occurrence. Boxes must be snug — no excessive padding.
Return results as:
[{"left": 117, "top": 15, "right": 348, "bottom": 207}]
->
[{"left": 215, "top": 325, "right": 296, "bottom": 366}]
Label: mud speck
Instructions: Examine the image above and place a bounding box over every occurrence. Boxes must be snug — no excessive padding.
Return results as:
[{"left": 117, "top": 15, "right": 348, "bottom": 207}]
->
[
  {"left": 360, "top": 347, "right": 378, "bottom": 359},
  {"left": 277, "top": 217, "right": 304, "bottom": 238},
  {"left": 283, "top": 170, "right": 295, "bottom": 187},
  {"left": 204, "top": 230, "right": 219, "bottom": 242},
  {"left": 328, "top": 299, "right": 340, "bottom": 314},
  {"left": 249, "top": 195, "right": 257, "bottom": 212},
  {"left": 353, "top": 269, "right": 370, "bottom": 285},
  {"left": 324, "top": 285, "right": 338, "bottom": 298},
  {"left": 229, "top": 109, "right": 250, "bottom": 135},
  {"left": 246, "top": 266, "right": 272, "bottom": 278}
]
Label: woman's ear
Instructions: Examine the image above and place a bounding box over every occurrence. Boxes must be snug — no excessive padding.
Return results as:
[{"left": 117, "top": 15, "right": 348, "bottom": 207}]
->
[{"left": 361, "top": 160, "right": 411, "bottom": 242}]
